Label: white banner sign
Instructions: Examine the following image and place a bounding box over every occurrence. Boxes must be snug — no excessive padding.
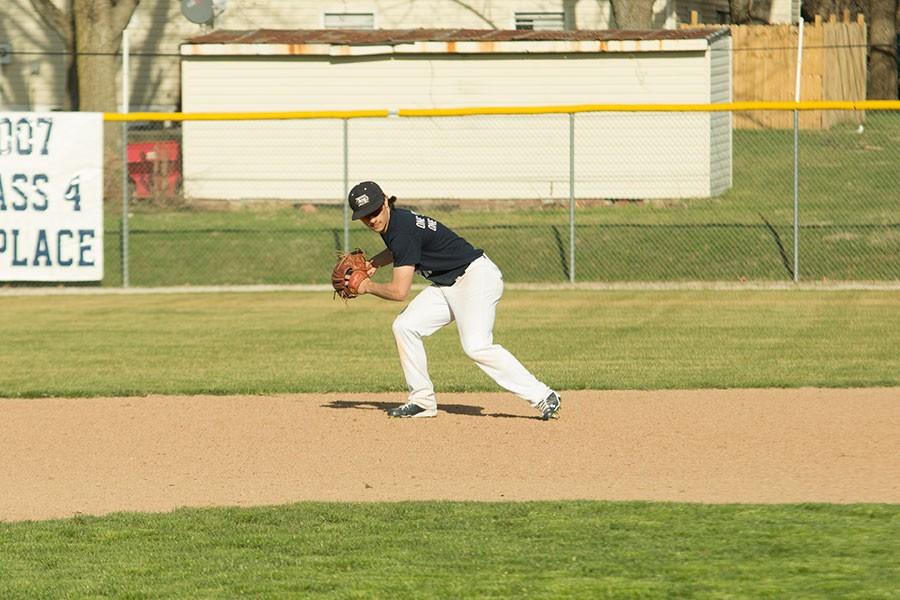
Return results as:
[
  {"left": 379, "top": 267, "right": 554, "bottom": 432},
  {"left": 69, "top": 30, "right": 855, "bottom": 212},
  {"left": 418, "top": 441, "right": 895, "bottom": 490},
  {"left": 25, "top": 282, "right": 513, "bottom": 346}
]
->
[{"left": 0, "top": 112, "right": 103, "bottom": 281}]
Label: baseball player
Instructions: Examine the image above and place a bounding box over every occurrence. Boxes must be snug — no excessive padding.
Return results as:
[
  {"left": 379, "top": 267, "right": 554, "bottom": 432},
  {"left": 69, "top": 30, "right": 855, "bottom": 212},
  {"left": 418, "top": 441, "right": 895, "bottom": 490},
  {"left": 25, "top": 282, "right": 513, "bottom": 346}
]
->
[{"left": 345, "top": 181, "right": 561, "bottom": 420}]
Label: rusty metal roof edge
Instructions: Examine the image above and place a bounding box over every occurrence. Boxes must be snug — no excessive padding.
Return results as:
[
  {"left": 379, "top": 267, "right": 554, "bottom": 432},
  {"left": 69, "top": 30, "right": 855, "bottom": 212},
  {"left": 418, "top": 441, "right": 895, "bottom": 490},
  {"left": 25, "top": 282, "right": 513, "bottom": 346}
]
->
[
  {"left": 179, "top": 29, "right": 728, "bottom": 57},
  {"left": 180, "top": 40, "right": 714, "bottom": 57},
  {"left": 181, "top": 27, "right": 730, "bottom": 47}
]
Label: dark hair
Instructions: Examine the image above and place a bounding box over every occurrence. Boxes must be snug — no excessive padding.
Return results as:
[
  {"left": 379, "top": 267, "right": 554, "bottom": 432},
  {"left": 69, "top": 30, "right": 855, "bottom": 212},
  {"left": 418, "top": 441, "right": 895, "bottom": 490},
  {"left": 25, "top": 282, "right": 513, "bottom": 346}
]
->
[{"left": 387, "top": 195, "right": 397, "bottom": 209}]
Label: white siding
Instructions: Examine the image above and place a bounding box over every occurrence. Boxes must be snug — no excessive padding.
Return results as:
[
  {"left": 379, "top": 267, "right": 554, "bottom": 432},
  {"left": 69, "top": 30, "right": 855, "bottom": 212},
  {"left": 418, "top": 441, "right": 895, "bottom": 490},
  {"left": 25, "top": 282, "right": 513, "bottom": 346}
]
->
[
  {"left": 183, "top": 53, "right": 714, "bottom": 113},
  {"left": 182, "top": 47, "right": 728, "bottom": 201},
  {"left": 708, "top": 33, "right": 732, "bottom": 195},
  {"left": 768, "top": 0, "right": 801, "bottom": 24},
  {"left": 575, "top": 112, "right": 714, "bottom": 199},
  {"left": 181, "top": 119, "right": 346, "bottom": 200},
  {"left": 0, "top": 0, "right": 68, "bottom": 110}
]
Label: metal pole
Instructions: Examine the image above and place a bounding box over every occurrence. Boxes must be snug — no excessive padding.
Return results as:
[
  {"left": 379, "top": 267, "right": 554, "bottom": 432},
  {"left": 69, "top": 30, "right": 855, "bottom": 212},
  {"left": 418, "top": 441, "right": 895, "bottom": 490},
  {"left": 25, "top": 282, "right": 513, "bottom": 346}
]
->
[
  {"left": 792, "top": 16, "right": 804, "bottom": 283},
  {"left": 342, "top": 119, "right": 349, "bottom": 253},
  {"left": 121, "top": 27, "right": 130, "bottom": 287},
  {"left": 569, "top": 112, "right": 575, "bottom": 283},
  {"left": 793, "top": 111, "right": 799, "bottom": 283}
]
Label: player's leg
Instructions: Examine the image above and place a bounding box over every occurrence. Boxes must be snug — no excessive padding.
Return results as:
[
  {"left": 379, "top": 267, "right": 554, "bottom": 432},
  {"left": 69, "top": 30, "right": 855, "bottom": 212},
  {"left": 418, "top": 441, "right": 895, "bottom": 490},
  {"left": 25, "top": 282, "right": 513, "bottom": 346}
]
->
[
  {"left": 390, "top": 285, "right": 452, "bottom": 416},
  {"left": 445, "top": 256, "right": 559, "bottom": 418}
]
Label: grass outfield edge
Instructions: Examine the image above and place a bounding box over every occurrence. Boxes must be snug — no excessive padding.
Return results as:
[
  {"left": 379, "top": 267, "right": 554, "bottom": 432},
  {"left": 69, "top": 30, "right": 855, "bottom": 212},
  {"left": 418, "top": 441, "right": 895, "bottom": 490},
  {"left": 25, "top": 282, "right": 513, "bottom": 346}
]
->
[
  {"left": 2, "top": 280, "right": 900, "bottom": 296},
  {"left": 1, "top": 501, "right": 898, "bottom": 599}
]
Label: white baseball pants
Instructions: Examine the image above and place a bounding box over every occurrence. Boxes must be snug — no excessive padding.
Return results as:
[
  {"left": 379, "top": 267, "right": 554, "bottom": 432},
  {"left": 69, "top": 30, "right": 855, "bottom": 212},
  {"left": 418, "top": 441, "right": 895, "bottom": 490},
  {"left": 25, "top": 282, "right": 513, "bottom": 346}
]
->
[{"left": 392, "top": 255, "right": 552, "bottom": 411}]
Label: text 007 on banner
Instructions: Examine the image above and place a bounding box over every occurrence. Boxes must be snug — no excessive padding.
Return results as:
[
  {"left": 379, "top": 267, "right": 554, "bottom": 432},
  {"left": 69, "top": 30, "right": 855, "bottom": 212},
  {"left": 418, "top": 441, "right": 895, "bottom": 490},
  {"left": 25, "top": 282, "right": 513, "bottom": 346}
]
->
[{"left": 0, "top": 112, "right": 103, "bottom": 282}]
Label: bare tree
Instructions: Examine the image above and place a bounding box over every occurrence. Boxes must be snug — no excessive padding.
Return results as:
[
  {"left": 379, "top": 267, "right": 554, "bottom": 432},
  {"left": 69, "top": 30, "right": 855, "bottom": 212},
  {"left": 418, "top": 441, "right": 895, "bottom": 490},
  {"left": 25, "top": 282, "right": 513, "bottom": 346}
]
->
[
  {"left": 729, "top": 0, "right": 774, "bottom": 24},
  {"left": 609, "top": 0, "right": 655, "bottom": 29},
  {"left": 800, "top": 0, "right": 866, "bottom": 20},
  {"left": 30, "top": 0, "right": 141, "bottom": 112},
  {"left": 30, "top": 0, "right": 141, "bottom": 199},
  {"left": 868, "top": 0, "right": 899, "bottom": 98}
]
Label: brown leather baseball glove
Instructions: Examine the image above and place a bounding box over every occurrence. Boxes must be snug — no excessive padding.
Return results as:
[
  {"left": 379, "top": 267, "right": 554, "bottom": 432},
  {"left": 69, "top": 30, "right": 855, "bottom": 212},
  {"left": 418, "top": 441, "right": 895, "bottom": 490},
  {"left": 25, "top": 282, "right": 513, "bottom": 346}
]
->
[{"left": 331, "top": 249, "right": 369, "bottom": 300}]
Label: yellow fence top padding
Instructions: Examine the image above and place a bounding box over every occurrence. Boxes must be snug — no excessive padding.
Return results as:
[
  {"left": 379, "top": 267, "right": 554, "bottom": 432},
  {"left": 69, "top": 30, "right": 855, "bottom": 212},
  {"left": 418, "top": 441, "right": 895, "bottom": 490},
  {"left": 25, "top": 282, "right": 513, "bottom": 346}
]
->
[
  {"left": 104, "top": 101, "right": 900, "bottom": 121},
  {"left": 103, "top": 109, "right": 390, "bottom": 121},
  {"left": 398, "top": 101, "right": 900, "bottom": 117}
]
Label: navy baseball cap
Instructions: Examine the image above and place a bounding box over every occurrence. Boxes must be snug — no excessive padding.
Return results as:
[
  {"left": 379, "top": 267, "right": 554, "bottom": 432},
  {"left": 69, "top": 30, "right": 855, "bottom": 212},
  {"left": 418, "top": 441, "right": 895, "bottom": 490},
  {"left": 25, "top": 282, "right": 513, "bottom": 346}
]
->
[{"left": 348, "top": 181, "right": 386, "bottom": 220}]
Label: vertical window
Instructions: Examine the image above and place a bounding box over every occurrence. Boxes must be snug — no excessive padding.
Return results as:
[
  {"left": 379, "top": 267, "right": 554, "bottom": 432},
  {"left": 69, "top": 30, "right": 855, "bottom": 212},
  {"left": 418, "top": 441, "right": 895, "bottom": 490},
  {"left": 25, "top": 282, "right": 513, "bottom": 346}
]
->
[
  {"left": 514, "top": 12, "right": 565, "bottom": 31},
  {"left": 323, "top": 13, "right": 375, "bottom": 29}
]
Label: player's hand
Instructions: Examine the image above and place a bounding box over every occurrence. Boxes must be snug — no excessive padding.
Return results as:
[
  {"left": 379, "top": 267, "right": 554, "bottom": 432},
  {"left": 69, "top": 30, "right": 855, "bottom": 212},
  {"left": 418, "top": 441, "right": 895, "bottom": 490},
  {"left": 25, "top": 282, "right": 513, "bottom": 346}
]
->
[
  {"left": 331, "top": 249, "right": 369, "bottom": 300},
  {"left": 365, "top": 261, "right": 378, "bottom": 277},
  {"left": 356, "top": 277, "right": 372, "bottom": 295}
]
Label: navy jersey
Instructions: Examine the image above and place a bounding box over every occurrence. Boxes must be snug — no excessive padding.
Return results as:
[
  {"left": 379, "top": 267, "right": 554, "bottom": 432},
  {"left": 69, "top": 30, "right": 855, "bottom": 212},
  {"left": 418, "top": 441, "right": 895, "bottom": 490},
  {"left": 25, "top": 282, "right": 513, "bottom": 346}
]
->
[{"left": 381, "top": 208, "right": 484, "bottom": 286}]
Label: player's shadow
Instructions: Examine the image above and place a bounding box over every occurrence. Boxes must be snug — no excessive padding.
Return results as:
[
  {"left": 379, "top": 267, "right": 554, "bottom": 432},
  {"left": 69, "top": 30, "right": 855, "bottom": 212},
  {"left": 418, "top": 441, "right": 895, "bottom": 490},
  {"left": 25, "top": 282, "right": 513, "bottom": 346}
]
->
[{"left": 322, "top": 400, "right": 537, "bottom": 420}]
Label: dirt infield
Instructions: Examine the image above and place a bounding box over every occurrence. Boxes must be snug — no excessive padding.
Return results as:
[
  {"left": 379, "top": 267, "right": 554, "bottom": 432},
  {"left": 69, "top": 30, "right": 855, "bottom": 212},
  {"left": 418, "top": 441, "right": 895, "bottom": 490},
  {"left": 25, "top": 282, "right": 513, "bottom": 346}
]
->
[{"left": 2, "top": 388, "right": 898, "bottom": 522}]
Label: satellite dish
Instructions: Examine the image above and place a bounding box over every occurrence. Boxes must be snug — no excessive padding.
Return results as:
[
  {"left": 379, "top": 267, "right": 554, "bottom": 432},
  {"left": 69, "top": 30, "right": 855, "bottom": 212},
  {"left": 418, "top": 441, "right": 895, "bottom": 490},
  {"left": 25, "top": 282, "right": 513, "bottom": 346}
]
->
[{"left": 182, "top": 0, "right": 214, "bottom": 25}]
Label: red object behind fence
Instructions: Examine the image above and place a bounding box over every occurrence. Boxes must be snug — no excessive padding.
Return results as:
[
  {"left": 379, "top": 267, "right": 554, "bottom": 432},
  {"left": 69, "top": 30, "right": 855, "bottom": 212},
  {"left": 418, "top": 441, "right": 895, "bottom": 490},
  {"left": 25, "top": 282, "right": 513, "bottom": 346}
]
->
[{"left": 126, "top": 140, "right": 181, "bottom": 198}]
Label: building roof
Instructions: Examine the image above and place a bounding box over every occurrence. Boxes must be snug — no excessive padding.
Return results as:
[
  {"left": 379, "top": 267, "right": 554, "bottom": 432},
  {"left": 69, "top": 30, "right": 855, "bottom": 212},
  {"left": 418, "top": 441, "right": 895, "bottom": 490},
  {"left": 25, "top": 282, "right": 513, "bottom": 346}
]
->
[
  {"left": 181, "top": 28, "right": 729, "bottom": 56},
  {"left": 186, "top": 28, "right": 728, "bottom": 45}
]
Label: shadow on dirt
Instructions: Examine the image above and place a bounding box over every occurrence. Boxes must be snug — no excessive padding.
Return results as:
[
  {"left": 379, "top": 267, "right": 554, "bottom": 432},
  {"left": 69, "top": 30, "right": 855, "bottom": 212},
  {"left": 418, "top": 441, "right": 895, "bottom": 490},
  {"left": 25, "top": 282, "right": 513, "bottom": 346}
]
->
[{"left": 322, "top": 400, "right": 538, "bottom": 420}]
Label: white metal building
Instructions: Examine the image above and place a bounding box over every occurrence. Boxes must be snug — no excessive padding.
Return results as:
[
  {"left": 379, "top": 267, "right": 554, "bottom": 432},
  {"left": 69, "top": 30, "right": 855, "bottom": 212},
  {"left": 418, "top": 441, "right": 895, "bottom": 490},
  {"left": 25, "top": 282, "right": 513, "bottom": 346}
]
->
[{"left": 180, "top": 28, "right": 732, "bottom": 201}]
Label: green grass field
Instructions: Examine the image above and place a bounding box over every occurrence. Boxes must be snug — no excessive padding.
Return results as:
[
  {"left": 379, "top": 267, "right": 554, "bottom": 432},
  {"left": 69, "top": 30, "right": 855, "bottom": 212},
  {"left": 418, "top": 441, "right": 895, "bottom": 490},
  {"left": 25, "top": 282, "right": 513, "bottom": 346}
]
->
[
  {"left": 1, "top": 502, "right": 898, "bottom": 598},
  {"left": 1, "top": 290, "right": 898, "bottom": 397},
  {"left": 1, "top": 290, "right": 898, "bottom": 596},
  {"left": 97, "top": 113, "right": 900, "bottom": 286}
]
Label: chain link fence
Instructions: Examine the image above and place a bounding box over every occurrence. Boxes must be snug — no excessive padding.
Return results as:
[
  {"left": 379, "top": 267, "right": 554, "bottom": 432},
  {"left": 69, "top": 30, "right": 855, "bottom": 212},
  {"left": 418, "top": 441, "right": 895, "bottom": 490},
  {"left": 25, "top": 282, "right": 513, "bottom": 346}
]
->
[{"left": 108, "top": 107, "right": 899, "bottom": 287}]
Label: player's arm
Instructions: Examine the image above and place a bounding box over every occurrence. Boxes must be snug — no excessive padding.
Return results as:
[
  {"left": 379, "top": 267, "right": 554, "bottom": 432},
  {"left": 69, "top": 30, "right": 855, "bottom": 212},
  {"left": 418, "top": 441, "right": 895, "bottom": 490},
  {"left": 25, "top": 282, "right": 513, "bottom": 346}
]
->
[
  {"left": 368, "top": 248, "right": 394, "bottom": 269},
  {"left": 358, "top": 265, "right": 414, "bottom": 301}
]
